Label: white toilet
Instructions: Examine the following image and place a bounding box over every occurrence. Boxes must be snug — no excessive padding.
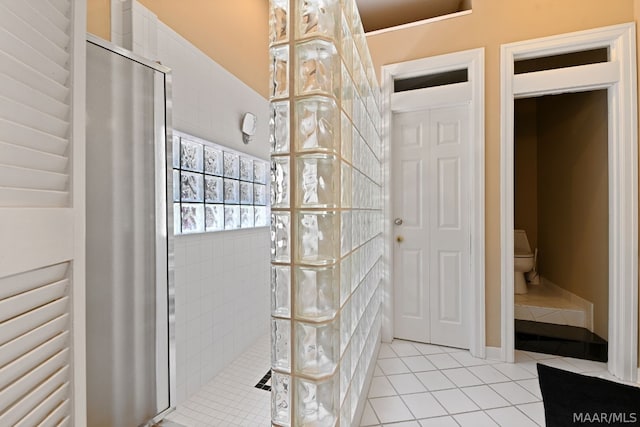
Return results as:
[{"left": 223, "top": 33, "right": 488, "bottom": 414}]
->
[{"left": 514, "top": 229, "right": 535, "bottom": 294}]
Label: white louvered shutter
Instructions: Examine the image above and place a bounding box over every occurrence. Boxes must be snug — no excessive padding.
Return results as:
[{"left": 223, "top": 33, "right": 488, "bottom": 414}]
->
[{"left": 0, "top": 0, "right": 84, "bottom": 426}]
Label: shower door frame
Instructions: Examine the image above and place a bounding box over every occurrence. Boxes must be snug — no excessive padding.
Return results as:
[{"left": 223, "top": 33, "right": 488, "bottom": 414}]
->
[
  {"left": 85, "top": 34, "right": 177, "bottom": 424},
  {"left": 500, "top": 23, "right": 638, "bottom": 382}
]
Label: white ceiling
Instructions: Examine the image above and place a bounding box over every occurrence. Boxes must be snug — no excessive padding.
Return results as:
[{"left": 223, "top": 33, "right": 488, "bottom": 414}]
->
[{"left": 355, "top": 0, "right": 468, "bottom": 32}]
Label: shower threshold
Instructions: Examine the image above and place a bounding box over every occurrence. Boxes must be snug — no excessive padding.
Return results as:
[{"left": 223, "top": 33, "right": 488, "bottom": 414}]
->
[{"left": 515, "top": 319, "right": 607, "bottom": 362}]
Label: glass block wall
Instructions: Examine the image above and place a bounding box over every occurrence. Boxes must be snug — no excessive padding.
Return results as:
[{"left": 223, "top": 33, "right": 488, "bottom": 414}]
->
[
  {"left": 269, "top": 0, "right": 384, "bottom": 425},
  {"left": 172, "top": 131, "right": 270, "bottom": 233}
]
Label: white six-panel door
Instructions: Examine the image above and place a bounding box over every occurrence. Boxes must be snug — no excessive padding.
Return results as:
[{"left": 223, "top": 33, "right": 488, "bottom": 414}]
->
[
  {"left": 393, "top": 110, "right": 430, "bottom": 343},
  {"left": 393, "top": 104, "right": 471, "bottom": 349}
]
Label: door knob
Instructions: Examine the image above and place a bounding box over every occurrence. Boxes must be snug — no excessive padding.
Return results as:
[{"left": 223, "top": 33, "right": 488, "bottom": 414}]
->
[
  {"left": 394, "top": 218, "right": 403, "bottom": 225},
  {"left": 396, "top": 236, "right": 404, "bottom": 243}
]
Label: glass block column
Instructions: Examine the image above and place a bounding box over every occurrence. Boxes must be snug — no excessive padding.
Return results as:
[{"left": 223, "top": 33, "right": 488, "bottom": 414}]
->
[{"left": 269, "top": 0, "right": 384, "bottom": 425}]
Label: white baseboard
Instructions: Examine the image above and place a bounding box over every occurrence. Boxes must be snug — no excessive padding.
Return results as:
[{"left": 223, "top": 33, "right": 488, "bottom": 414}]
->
[
  {"left": 485, "top": 346, "right": 502, "bottom": 361},
  {"left": 353, "top": 332, "right": 382, "bottom": 426}
]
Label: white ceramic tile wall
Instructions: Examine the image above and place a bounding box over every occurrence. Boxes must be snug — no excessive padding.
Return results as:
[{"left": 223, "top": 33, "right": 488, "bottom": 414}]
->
[
  {"left": 131, "top": 1, "right": 158, "bottom": 60},
  {"left": 155, "top": 24, "right": 269, "bottom": 160},
  {"left": 173, "top": 229, "right": 270, "bottom": 403},
  {"left": 110, "top": 0, "right": 131, "bottom": 48},
  {"left": 514, "top": 304, "right": 586, "bottom": 328},
  {"left": 126, "top": 1, "right": 270, "bottom": 160},
  {"left": 514, "top": 279, "right": 592, "bottom": 330},
  {"left": 124, "top": 2, "right": 273, "bottom": 405}
]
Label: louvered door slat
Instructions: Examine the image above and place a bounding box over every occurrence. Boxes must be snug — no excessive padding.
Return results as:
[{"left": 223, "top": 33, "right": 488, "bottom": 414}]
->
[
  {"left": 0, "top": 0, "right": 73, "bottom": 209},
  {"left": 0, "top": 164, "right": 68, "bottom": 193},
  {"left": 0, "top": 95, "right": 69, "bottom": 139},
  {"left": 37, "top": 398, "right": 70, "bottom": 427},
  {"left": 0, "top": 51, "right": 69, "bottom": 102},
  {"left": 1, "top": 1, "right": 69, "bottom": 48},
  {"left": 0, "top": 263, "right": 66, "bottom": 301},
  {"left": 0, "top": 332, "right": 69, "bottom": 388},
  {"left": 0, "top": 118, "right": 68, "bottom": 157},
  {"left": 38, "top": 398, "right": 71, "bottom": 427},
  {"left": 56, "top": 416, "right": 70, "bottom": 427},
  {"left": 0, "top": 28, "right": 69, "bottom": 86},
  {"left": 14, "top": 384, "right": 69, "bottom": 427},
  {"left": 0, "top": 349, "right": 68, "bottom": 414},
  {"left": 0, "top": 187, "right": 68, "bottom": 207},
  {"left": 0, "top": 314, "right": 68, "bottom": 367},
  {"left": 0, "top": 280, "right": 68, "bottom": 323},
  {"left": 0, "top": 298, "right": 68, "bottom": 346},
  {"left": 23, "top": 1, "right": 69, "bottom": 33},
  {"left": 44, "top": 0, "right": 71, "bottom": 22},
  {"left": 0, "top": 142, "right": 67, "bottom": 175},
  {"left": 0, "top": 4, "right": 69, "bottom": 66},
  {"left": 0, "top": 73, "right": 70, "bottom": 122},
  {"left": 0, "top": 366, "right": 68, "bottom": 426}
]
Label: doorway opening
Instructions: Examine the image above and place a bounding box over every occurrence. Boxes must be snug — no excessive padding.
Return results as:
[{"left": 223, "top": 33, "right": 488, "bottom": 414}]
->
[
  {"left": 513, "top": 91, "right": 608, "bottom": 362},
  {"left": 500, "top": 23, "right": 637, "bottom": 381}
]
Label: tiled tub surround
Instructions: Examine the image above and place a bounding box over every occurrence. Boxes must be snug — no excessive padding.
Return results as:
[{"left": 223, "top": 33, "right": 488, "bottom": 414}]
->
[
  {"left": 173, "top": 229, "right": 271, "bottom": 403},
  {"left": 269, "top": 0, "right": 385, "bottom": 425},
  {"left": 514, "top": 279, "right": 593, "bottom": 331}
]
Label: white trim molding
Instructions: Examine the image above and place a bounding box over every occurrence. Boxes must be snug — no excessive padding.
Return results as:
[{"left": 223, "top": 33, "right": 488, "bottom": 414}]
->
[
  {"left": 365, "top": 10, "right": 472, "bottom": 37},
  {"left": 381, "top": 48, "right": 486, "bottom": 357},
  {"left": 500, "top": 23, "right": 638, "bottom": 382},
  {"left": 485, "top": 346, "right": 502, "bottom": 362},
  {"left": 72, "top": 0, "right": 88, "bottom": 424}
]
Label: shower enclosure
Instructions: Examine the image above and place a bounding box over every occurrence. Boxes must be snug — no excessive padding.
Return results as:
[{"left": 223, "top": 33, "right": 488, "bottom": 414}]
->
[{"left": 85, "top": 35, "right": 175, "bottom": 426}]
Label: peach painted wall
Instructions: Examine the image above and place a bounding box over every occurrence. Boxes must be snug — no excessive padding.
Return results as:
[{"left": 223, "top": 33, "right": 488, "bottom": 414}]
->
[
  {"left": 537, "top": 91, "right": 609, "bottom": 339},
  {"left": 87, "top": 0, "right": 110, "bottom": 40},
  {"left": 514, "top": 98, "right": 538, "bottom": 252},
  {"left": 136, "top": 0, "right": 269, "bottom": 98},
  {"left": 366, "top": 0, "right": 635, "bottom": 347},
  {"left": 87, "top": 1, "right": 268, "bottom": 97}
]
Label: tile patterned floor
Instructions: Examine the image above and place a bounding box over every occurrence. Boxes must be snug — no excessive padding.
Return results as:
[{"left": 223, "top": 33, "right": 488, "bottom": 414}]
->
[
  {"left": 360, "top": 340, "right": 614, "bottom": 427},
  {"left": 163, "top": 335, "right": 621, "bottom": 426},
  {"left": 164, "top": 335, "right": 271, "bottom": 426}
]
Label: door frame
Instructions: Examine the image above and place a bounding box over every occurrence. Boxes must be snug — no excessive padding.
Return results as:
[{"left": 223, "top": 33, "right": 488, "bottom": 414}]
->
[
  {"left": 382, "top": 48, "right": 485, "bottom": 357},
  {"left": 500, "top": 23, "right": 638, "bottom": 381}
]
